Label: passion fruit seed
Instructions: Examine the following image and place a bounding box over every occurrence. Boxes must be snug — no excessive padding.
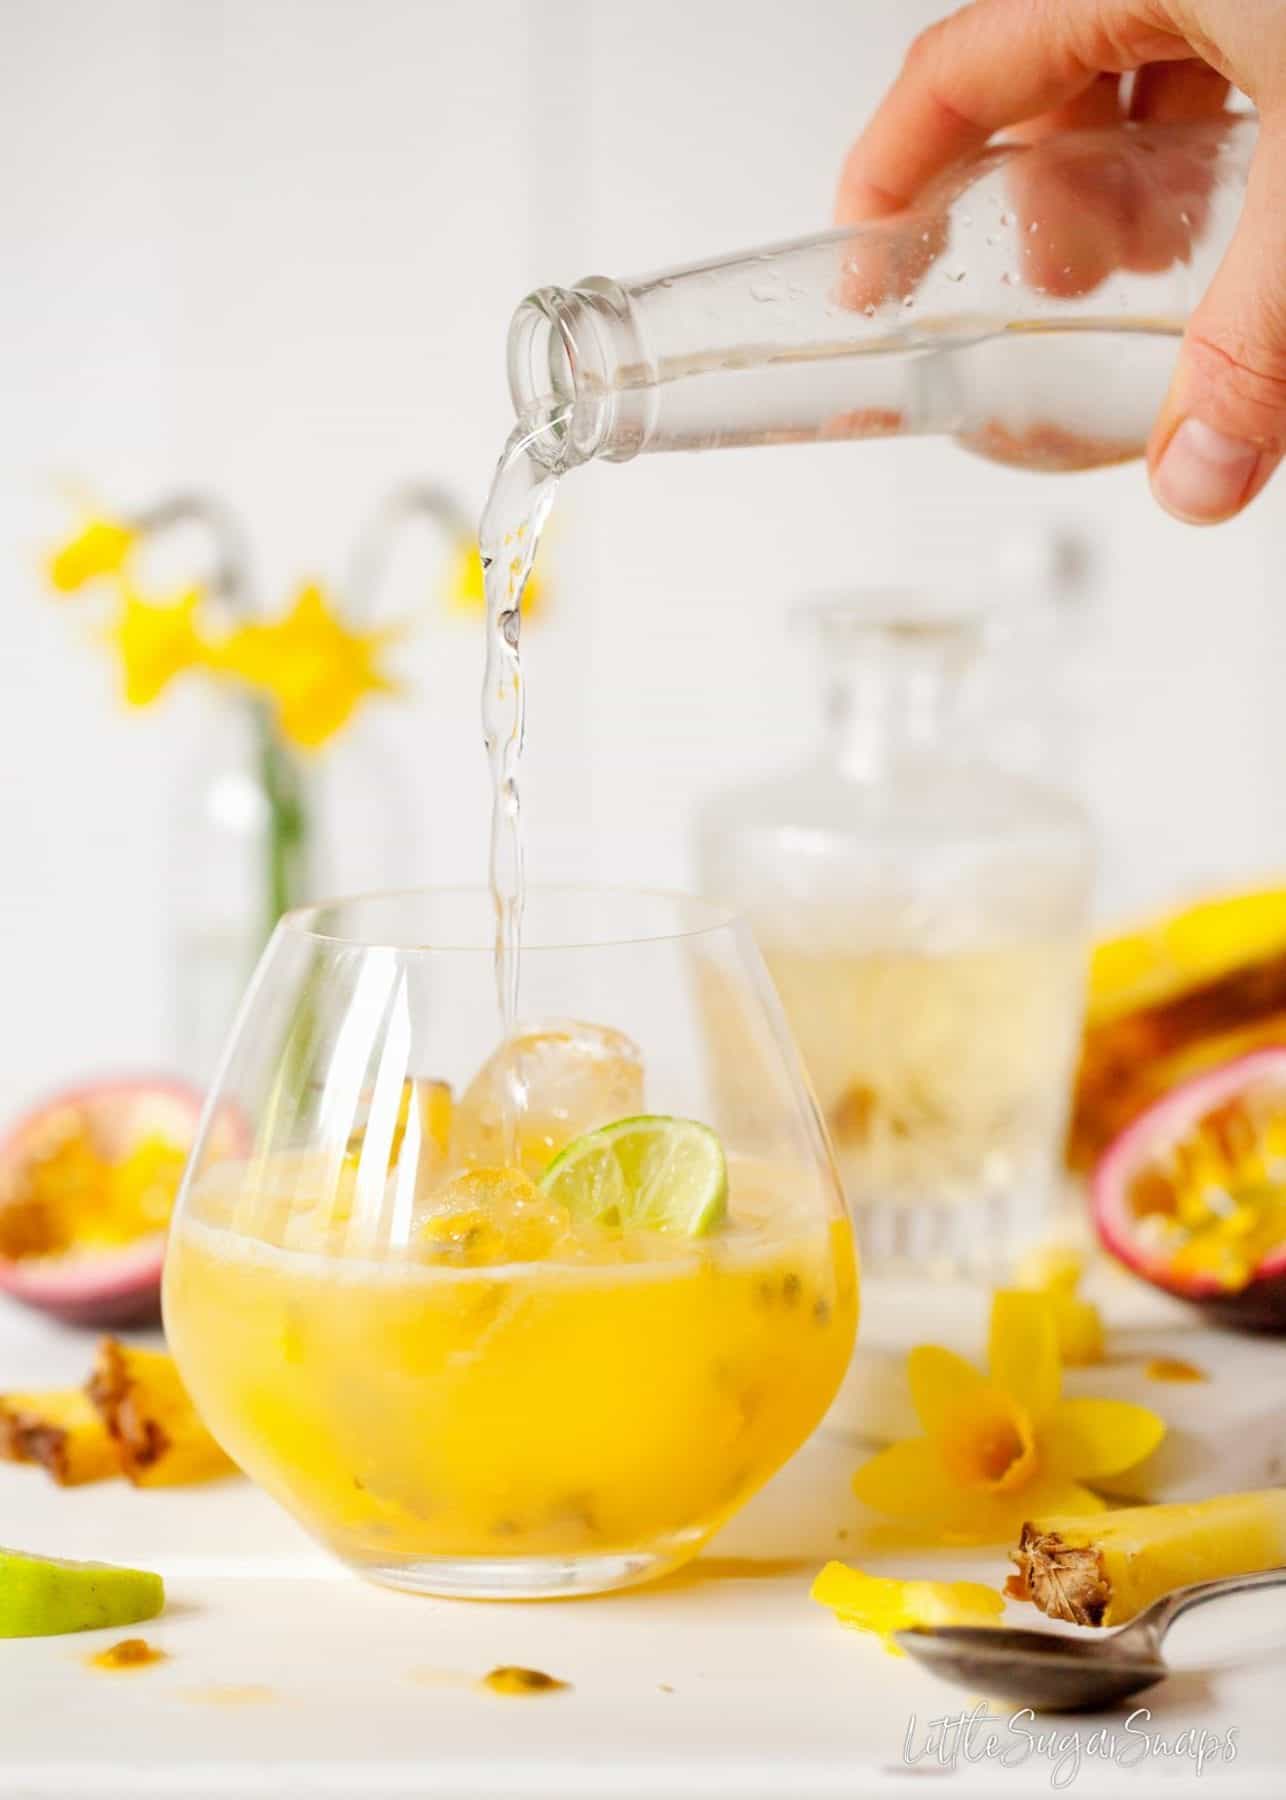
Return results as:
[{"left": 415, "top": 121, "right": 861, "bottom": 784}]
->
[
  {"left": 1145, "top": 1356, "right": 1209, "bottom": 1383},
  {"left": 482, "top": 1666, "right": 570, "bottom": 1696},
  {"left": 89, "top": 1637, "right": 167, "bottom": 1671}
]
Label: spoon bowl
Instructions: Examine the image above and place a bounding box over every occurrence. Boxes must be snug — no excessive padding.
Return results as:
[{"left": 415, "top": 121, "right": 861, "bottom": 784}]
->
[
  {"left": 894, "top": 1565, "right": 1286, "bottom": 1714},
  {"left": 895, "top": 1623, "right": 1166, "bottom": 1713}
]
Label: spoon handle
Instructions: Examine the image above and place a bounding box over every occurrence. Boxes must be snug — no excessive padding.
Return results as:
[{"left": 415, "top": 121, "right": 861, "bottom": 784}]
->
[{"left": 1139, "top": 1564, "right": 1286, "bottom": 1643}]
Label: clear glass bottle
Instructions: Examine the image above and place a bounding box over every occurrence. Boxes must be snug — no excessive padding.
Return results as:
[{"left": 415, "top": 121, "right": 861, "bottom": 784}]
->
[
  {"left": 696, "top": 595, "right": 1092, "bottom": 1275},
  {"left": 507, "top": 117, "right": 1253, "bottom": 474}
]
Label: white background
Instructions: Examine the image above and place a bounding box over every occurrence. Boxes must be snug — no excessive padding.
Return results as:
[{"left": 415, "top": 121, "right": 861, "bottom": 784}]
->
[{"left": 1, "top": 0, "right": 1283, "bottom": 1109}]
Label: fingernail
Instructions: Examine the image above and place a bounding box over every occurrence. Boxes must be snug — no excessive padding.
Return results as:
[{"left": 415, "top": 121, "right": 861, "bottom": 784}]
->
[{"left": 1154, "top": 419, "right": 1261, "bottom": 523}]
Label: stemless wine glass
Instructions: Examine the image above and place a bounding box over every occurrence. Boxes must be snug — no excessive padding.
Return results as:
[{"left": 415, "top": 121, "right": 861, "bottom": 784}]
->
[{"left": 164, "top": 886, "right": 856, "bottom": 1599}]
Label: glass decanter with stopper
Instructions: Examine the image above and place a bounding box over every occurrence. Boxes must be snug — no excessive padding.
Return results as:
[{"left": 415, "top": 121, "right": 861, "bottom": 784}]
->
[
  {"left": 505, "top": 117, "right": 1254, "bottom": 473},
  {"left": 696, "top": 595, "right": 1092, "bottom": 1274}
]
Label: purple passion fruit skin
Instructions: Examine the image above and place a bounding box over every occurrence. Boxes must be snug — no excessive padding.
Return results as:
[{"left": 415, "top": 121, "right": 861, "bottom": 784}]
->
[
  {"left": 1093, "top": 1048, "right": 1286, "bottom": 1334},
  {"left": 0, "top": 1079, "right": 226, "bottom": 1328}
]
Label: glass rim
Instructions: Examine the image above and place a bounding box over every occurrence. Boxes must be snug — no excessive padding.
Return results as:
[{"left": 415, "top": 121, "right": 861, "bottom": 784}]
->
[{"left": 279, "top": 883, "right": 741, "bottom": 954}]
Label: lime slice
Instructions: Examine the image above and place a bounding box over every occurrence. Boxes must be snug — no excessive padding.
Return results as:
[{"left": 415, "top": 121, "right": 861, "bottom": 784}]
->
[
  {"left": 0, "top": 1547, "right": 164, "bottom": 1638},
  {"left": 539, "top": 1116, "right": 728, "bottom": 1236}
]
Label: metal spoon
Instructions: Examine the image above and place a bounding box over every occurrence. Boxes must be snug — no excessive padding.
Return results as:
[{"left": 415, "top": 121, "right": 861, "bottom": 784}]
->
[{"left": 895, "top": 1566, "right": 1286, "bottom": 1712}]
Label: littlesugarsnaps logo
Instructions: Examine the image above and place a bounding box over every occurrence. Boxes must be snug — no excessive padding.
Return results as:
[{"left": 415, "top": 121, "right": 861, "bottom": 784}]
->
[{"left": 902, "top": 1704, "right": 1239, "bottom": 1788}]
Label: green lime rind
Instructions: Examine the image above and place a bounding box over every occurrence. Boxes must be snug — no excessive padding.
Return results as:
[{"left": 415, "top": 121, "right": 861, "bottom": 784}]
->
[
  {"left": 539, "top": 1115, "right": 728, "bottom": 1237},
  {"left": 0, "top": 1547, "right": 164, "bottom": 1638}
]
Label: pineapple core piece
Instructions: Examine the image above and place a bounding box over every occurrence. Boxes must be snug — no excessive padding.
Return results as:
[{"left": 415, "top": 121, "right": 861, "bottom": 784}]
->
[
  {"left": 87, "top": 1339, "right": 235, "bottom": 1486},
  {"left": 1008, "top": 1490, "right": 1286, "bottom": 1626}
]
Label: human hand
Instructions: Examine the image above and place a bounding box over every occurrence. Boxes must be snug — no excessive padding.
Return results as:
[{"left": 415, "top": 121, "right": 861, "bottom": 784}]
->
[{"left": 838, "top": 1, "right": 1286, "bottom": 523}]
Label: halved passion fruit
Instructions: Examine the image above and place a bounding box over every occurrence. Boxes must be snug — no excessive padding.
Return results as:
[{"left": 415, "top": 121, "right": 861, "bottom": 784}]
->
[
  {"left": 0, "top": 1080, "right": 216, "bottom": 1327},
  {"left": 1093, "top": 1048, "right": 1286, "bottom": 1332}
]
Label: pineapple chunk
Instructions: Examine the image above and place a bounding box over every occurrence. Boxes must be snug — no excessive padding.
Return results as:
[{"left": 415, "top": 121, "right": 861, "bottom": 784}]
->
[
  {"left": 0, "top": 1388, "right": 118, "bottom": 1486},
  {"left": 1008, "top": 1490, "right": 1286, "bottom": 1626},
  {"left": 813, "top": 1561, "right": 1004, "bottom": 1654},
  {"left": 87, "top": 1339, "right": 235, "bottom": 1486}
]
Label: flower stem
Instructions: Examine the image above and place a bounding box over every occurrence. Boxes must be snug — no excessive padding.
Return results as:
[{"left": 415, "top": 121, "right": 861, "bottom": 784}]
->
[{"left": 254, "top": 705, "right": 309, "bottom": 942}]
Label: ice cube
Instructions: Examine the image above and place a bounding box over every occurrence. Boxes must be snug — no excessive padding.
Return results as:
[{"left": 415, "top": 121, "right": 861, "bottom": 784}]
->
[
  {"left": 454, "top": 1020, "right": 645, "bottom": 1179},
  {"left": 416, "top": 1166, "right": 569, "bottom": 1265}
]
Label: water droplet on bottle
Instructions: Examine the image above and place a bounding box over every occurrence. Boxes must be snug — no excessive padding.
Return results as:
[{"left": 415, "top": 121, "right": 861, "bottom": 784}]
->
[
  {"left": 945, "top": 269, "right": 966, "bottom": 283},
  {"left": 863, "top": 303, "right": 877, "bottom": 318},
  {"left": 921, "top": 229, "right": 931, "bottom": 242},
  {"left": 960, "top": 213, "right": 973, "bottom": 227},
  {"left": 902, "top": 294, "right": 915, "bottom": 309},
  {"left": 1028, "top": 220, "right": 1039, "bottom": 234},
  {"left": 1179, "top": 209, "right": 1192, "bottom": 227},
  {"left": 999, "top": 211, "right": 1014, "bottom": 228}
]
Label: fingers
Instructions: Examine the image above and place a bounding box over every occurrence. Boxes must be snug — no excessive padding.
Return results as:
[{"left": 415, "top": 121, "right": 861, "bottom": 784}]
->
[
  {"left": 1129, "top": 59, "right": 1231, "bottom": 123},
  {"left": 1001, "top": 71, "right": 1125, "bottom": 143},
  {"left": 1150, "top": 128, "right": 1286, "bottom": 523},
  {"left": 835, "top": 0, "right": 1192, "bottom": 225}
]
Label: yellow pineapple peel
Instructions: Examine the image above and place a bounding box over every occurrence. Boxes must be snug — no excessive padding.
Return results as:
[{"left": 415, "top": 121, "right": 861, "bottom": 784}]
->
[
  {"left": 812, "top": 1561, "right": 1004, "bottom": 1654},
  {"left": 1008, "top": 1490, "right": 1286, "bottom": 1627},
  {"left": 0, "top": 1387, "right": 118, "bottom": 1486},
  {"left": 88, "top": 1339, "right": 235, "bottom": 1486}
]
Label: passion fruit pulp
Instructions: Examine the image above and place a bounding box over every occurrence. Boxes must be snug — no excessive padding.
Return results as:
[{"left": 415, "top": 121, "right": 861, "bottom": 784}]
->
[
  {"left": 1093, "top": 1048, "right": 1286, "bottom": 1332},
  {"left": 0, "top": 1079, "right": 208, "bottom": 1327}
]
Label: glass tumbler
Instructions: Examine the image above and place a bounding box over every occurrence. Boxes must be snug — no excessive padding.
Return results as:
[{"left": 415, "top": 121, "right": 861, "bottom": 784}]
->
[{"left": 163, "top": 886, "right": 856, "bottom": 1599}]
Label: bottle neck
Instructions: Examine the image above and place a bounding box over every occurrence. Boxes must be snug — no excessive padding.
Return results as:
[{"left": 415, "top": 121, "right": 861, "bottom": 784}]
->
[{"left": 506, "top": 119, "right": 1257, "bottom": 473}]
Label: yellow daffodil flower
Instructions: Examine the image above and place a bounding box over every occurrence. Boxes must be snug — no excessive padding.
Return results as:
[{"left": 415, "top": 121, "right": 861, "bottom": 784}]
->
[
  {"left": 1012, "top": 1245, "right": 1106, "bottom": 1366},
  {"left": 812, "top": 1562, "right": 1004, "bottom": 1655},
  {"left": 852, "top": 1291, "right": 1165, "bottom": 1545},
  {"left": 444, "top": 538, "right": 544, "bottom": 619},
  {"left": 48, "top": 515, "right": 136, "bottom": 593},
  {"left": 213, "top": 582, "right": 398, "bottom": 751},
  {"left": 109, "top": 585, "right": 205, "bottom": 707}
]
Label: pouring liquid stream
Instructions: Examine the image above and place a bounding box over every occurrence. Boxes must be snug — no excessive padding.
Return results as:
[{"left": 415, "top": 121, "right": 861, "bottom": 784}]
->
[{"left": 478, "top": 407, "right": 578, "bottom": 1153}]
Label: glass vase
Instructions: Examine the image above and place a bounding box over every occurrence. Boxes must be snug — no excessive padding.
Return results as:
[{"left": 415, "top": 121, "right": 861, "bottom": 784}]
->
[{"left": 172, "top": 699, "right": 312, "bottom": 1082}]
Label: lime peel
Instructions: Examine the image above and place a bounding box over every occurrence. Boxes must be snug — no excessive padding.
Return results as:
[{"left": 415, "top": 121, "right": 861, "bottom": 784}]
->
[
  {"left": 0, "top": 1546, "right": 164, "bottom": 1638},
  {"left": 539, "top": 1116, "right": 728, "bottom": 1237}
]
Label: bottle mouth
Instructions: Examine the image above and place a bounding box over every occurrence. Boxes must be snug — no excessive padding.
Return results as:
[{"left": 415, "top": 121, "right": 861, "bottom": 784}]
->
[
  {"left": 507, "top": 281, "right": 652, "bottom": 466},
  {"left": 508, "top": 290, "right": 582, "bottom": 415}
]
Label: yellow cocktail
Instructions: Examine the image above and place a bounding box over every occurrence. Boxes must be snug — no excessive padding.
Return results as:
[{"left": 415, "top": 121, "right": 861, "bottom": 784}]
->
[
  {"left": 165, "top": 1158, "right": 855, "bottom": 1593},
  {"left": 162, "top": 887, "right": 857, "bottom": 1596}
]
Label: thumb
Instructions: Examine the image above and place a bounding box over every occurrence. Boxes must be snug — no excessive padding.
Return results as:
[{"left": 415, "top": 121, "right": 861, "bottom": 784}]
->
[{"left": 1149, "top": 125, "right": 1286, "bottom": 525}]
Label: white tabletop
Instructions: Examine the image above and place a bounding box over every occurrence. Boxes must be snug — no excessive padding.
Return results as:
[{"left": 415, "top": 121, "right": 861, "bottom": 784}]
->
[{"left": 1, "top": 1284, "right": 1284, "bottom": 1799}]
